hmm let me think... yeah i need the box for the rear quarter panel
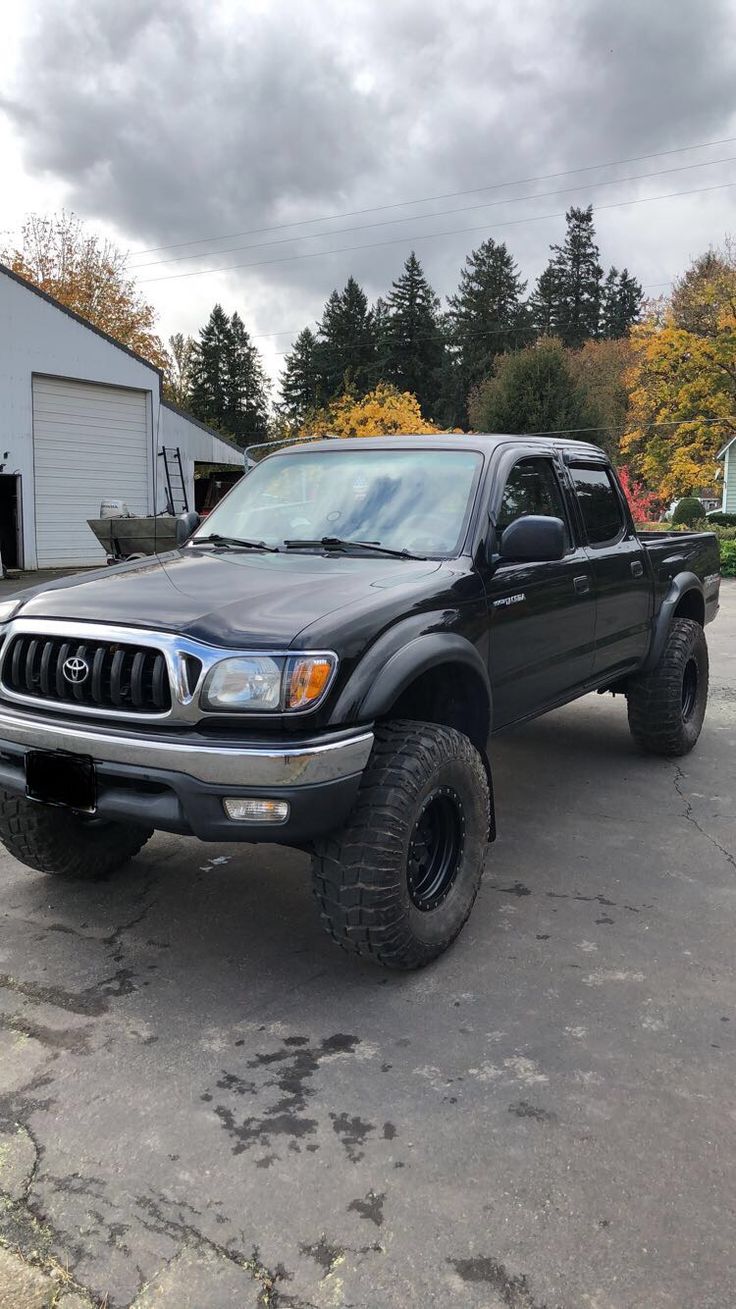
[639,530,721,623]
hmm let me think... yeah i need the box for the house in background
[717,435,736,513]
[0,263,243,571]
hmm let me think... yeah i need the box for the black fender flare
[642,571,704,671]
[330,628,496,840]
[331,629,492,725]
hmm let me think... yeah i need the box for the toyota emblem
[63,656,89,684]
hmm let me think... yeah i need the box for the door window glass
[571,467,625,545]
[496,458,569,543]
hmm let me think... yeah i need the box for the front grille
[1,635,171,714]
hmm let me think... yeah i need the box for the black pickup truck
[0,435,721,968]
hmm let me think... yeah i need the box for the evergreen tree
[528,264,559,336]
[280,327,320,422]
[446,238,527,424]
[316,276,378,399]
[372,296,391,364]
[189,305,269,446]
[548,205,604,347]
[188,304,233,429]
[468,337,598,436]
[225,311,270,445]
[380,252,445,416]
[601,267,643,338]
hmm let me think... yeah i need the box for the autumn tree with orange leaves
[622,246,736,498]
[2,212,168,372]
[299,383,442,439]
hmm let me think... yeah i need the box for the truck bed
[638,530,721,624]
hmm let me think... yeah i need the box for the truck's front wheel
[0,791,153,879]
[626,617,708,757]
[311,721,490,969]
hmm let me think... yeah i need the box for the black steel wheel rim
[682,656,699,720]
[407,786,465,912]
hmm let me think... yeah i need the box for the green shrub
[707,511,736,527]
[721,540,736,576]
[672,497,705,525]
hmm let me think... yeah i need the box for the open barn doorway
[0,474,21,571]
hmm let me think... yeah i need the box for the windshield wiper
[190,533,279,552]
[284,536,425,560]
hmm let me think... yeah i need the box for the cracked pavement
[0,581,734,1307]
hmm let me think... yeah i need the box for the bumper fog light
[223,797,290,823]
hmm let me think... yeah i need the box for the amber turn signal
[286,655,335,709]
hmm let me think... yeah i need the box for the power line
[139,180,736,285]
[232,279,674,347]
[267,315,665,364]
[128,133,736,261]
[131,154,736,271]
[509,418,736,434]
[314,419,735,435]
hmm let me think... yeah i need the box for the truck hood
[14,548,444,647]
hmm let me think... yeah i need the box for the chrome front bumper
[0,707,374,788]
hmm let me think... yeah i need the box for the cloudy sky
[2,0,736,387]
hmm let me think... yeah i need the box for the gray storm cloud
[3,0,736,338]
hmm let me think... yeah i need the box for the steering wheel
[402,512,457,554]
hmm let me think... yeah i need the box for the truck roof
[272,433,608,461]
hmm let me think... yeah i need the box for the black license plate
[26,751,97,814]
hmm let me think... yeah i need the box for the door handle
[573,575,591,594]
[631,560,644,578]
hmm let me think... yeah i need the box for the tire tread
[626,618,708,757]
[311,720,489,969]
[0,791,153,879]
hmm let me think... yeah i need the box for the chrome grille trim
[2,632,172,715]
[0,620,336,724]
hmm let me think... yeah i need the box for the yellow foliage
[622,309,736,498]
[568,337,634,460]
[299,383,441,439]
[3,211,169,372]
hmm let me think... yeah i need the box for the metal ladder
[158,447,189,515]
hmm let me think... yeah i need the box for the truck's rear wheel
[0,791,153,880]
[626,617,708,757]
[311,721,490,969]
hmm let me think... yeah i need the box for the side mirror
[499,515,566,563]
[176,510,201,545]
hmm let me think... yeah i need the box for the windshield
[193,447,483,557]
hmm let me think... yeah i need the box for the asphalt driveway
[0,583,735,1308]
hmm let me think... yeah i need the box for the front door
[567,463,652,678]
[486,454,597,729]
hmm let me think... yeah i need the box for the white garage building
[0,263,243,571]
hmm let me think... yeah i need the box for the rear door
[486,452,596,729]
[566,461,652,678]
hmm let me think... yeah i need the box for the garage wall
[1,270,159,569]
[0,267,243,568]
[156,403,243,513]
[33,377,150,567]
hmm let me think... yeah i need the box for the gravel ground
[0,581,734,1308]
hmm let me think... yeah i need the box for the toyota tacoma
[0,436,721,968]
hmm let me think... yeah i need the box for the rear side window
[571,466,625,545]
[497,457,570,543]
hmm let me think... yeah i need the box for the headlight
[201,653,336,712]
[0,600,21,625]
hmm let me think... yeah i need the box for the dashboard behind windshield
[193,448,483,557]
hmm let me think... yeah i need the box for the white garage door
[33,377,151,566]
